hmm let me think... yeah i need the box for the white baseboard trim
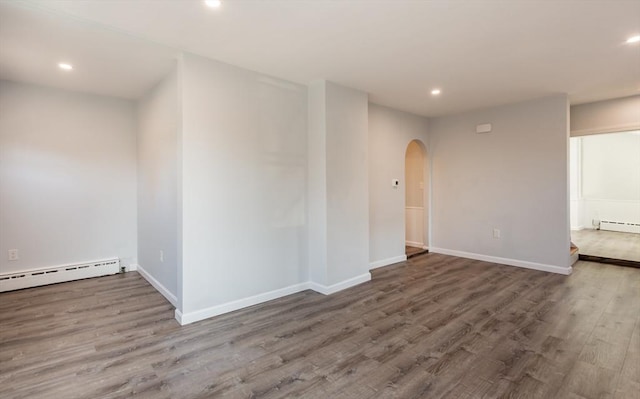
[135,264,178,307]
[125,263,138,272]
[370,255,407,270]
[571,226,585,231]
[175,272,373,325]
[308,272,372,295]
[405,241,424,248]
[429,247,572,275]
[175,281,310,325]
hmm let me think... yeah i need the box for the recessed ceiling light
[58,63,73,70]
[626,35,640,44]
[204,0,221,8]
[431,89,441,95]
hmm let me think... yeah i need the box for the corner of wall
[136,263,178,307]
[369,255,407,270]
[308,272,371,295]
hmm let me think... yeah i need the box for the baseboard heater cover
[600,220,640,234]
[0,258,120,292]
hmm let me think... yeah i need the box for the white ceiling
[2,0,639,116]
[0,2,177,99]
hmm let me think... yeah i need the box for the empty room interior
[1,1,639,398]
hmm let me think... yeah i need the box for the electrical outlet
[8,249,18,261]
[493,229,501,239]
[160,250,164,262]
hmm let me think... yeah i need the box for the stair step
[570,241,579,256]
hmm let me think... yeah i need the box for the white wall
[574,131,640,228]
[0,80,137,273]
[307,80,370,288]
[582,132,640,201]
[324,82,369,285]
[571,95,640,137]
[307,81,328,285]
[569,138,583,229]
[429,95,570,273]
[368,103,429,267]
[405,141,424,208]
[179,53,308,319]
[136,68,178,303]
[405,141,425,247]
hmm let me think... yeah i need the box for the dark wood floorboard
[578,254,640,269]
[1,254,639,398]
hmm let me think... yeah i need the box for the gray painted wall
[429,95,570,271]
[368,103,429,266]
[179,53,308,316]
[136,67,179,302]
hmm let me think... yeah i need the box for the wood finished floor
[1,254,639,399]
[405,246,427,258]
[572,229,640,263]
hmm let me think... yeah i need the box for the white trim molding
[175,273,373,325]
[405,240,424,248]
[370,255,407,270]
[175,281,310,325]
[429,247,572,275]
[308,272,372,295]
[571,122,640,137]
[135,264,178,307]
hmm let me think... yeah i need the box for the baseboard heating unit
[0,258,120,292]
[600,220,640,234]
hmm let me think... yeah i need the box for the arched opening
[405,140,429,257]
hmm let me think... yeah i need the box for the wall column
[307,80,370,291]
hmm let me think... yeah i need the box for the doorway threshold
[578,254,640,269]
[406,247,429,259]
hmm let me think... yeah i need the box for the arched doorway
[405,140,429,257]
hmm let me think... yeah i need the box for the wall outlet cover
[8,249,18,261]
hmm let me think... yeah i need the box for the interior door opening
[570,131,640,268]
[405,140,429,258]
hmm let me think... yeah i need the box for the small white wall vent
[0,258,120,292]
[476,123,492,134]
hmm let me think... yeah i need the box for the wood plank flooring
[1,254,639,398]
[572,229,640,263]
[405,246,428,258]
